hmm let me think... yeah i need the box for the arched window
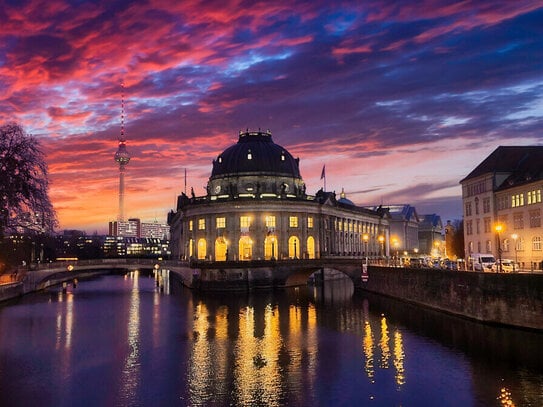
[239,236,252,261]
[307,236,315,259]
[288,236,300,259]
[215,237,227,261]
[197,238,207,260]
[264,234,278,260]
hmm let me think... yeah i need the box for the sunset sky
[1,0,542,234]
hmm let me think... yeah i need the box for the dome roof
[210,130,301,179]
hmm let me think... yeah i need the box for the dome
[210,130,301,178]
[338,188,354,205]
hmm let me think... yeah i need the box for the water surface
[0,270,541,406]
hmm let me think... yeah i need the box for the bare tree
[0,123,57,237]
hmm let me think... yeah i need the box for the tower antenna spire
[114,81,131,222]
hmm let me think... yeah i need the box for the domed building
[168,130,389,265]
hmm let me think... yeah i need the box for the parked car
[441,259,458,271]
[492,259,519,273]
[469,253,496,271]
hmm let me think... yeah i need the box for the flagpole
[320,165,326,192]
[184,168,187,195]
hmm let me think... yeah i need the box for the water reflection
[119,270,141,405]
[0,273,542,406]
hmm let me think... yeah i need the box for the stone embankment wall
[362,266,543,331]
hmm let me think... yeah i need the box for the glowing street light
[362,234,369,257]
[378,235,385,259]
[495,223,503,273]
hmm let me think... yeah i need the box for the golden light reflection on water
[380,316,390,369]
[120,271,141,404]
[393,331,405,387]
[497,387,516,406]
[362,313,406,388]
[187,300,320,406]
[363,321,375,382]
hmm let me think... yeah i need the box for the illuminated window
[189,220,193,231]
[289,216,298,228]
[308,217,313,228]
[512,193,524,208]
[216,217,226,228]
[240,216,251,228]
[265,215,276,228]
[528,190,542,205]
[198,218,205,230]
[247,149,252,160]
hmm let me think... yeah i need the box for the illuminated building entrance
[215,237,227,261]
[239,236,253,261]
[288,236,299,259]
[307,236,315,259]
[264,235,278,260]
[197,238,207,260]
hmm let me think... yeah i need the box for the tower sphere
[114,141,131,167]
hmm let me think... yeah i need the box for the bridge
[1,257,368,294]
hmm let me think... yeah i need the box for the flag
[320,165,326,180]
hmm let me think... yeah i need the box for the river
[0,270,541,406]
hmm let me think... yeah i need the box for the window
[532,236,542,251]
[289,216,298,228]
[465,202,472,216]
[189,220,193,231]
[518,237,525,251]
[513,213,524,229]
[240,216,251,228]
[512,193,524,208]
[483,217,491,233]
[476,219,480,234]
[216,217,226,228]
[308,217,313,228]
[466,220,473,235]
[265,215,276,228]
[503,239,509,252]
[475,197,479,215]
[529,209,541,228]
[486,240,492,252]
[247,149,252,160]
[497,195,509,210]
[528,190,542,205]
[483,198,491,213]
[198,218,206,230]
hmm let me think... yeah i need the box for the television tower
[114,82,131,222]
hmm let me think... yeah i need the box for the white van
[469,253,496,271]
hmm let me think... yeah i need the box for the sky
[1,0,542,234]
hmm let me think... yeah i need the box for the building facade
[168,130,389,262]
[460,146,543,270]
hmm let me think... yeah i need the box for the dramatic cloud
[1,0,541,232]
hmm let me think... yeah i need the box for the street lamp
[511,233,518,272]
[495,223,503,273]
[392,237,399,267]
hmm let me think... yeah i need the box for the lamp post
[392,237,399,267]
[378,235,385,263]
[495,224,503,273]
[363,234,369,263]
[511,233,518,272]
